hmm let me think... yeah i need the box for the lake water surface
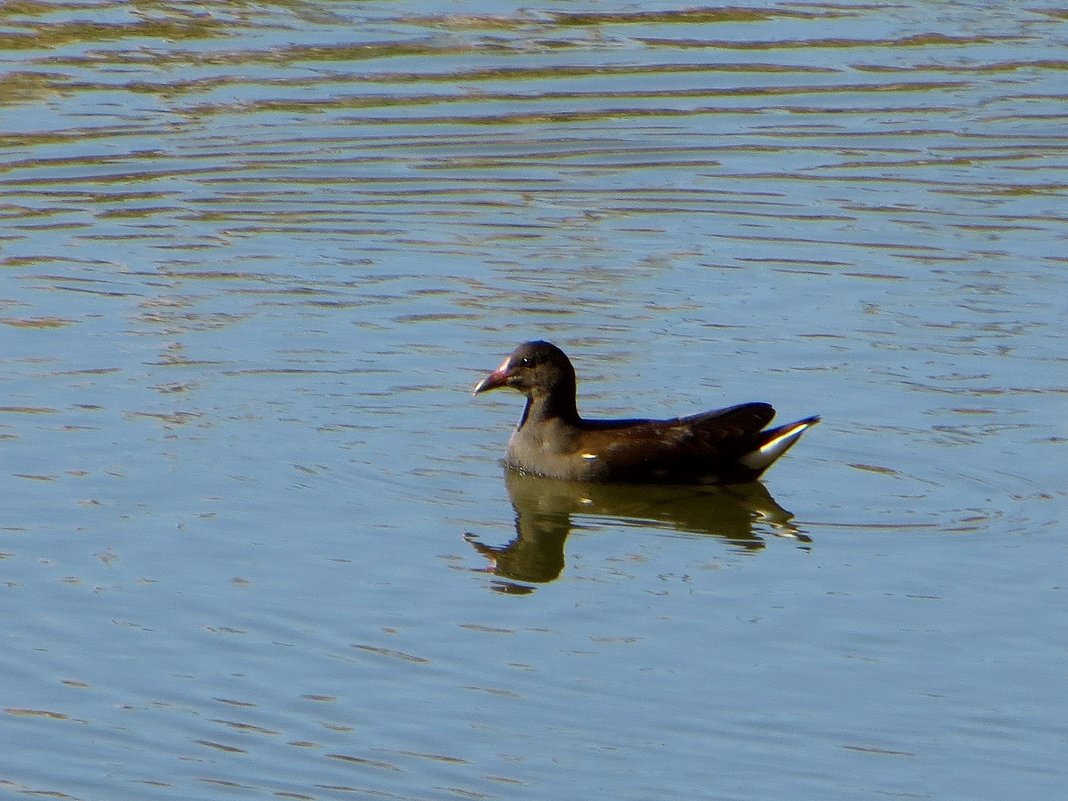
[2,2,1066,800]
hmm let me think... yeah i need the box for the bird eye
[518,357,533,367]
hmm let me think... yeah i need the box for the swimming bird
[474,340,818,484]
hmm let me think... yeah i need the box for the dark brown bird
[474,340,819,484]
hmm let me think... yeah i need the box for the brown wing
[681,402,775,437]
[575,403,776,482]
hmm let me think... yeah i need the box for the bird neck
[518,381,580,430]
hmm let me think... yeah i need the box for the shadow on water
[466,469,809,593]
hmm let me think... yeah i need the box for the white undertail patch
[739,420,816,472]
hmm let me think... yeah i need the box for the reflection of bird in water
[466,470,809,593]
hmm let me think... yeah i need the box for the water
[2,2,1066,799]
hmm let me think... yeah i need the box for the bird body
[475,341,818,485]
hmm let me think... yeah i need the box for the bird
[473,340,819,485]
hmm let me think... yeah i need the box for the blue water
[2,2,1066,799]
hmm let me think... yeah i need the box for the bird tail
[738,416,820,475]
